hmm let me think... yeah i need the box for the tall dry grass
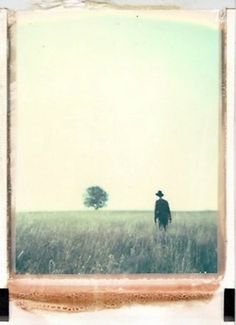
[15,211,217,274]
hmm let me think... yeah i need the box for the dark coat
[154,198,171,226]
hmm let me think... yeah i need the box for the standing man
[154,190,172,230]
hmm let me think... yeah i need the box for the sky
[14,9,221,211]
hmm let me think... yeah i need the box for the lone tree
[83,186,108,210]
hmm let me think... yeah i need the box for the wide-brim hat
[156,190,164,197]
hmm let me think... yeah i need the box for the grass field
[15,211,217,274]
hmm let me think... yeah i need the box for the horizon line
[16,209,218,213]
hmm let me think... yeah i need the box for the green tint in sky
[15,10,221,211]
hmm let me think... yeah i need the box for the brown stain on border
[9,278,220,312]
[6,8,227,313]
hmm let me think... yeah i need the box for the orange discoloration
[9,277,220,312]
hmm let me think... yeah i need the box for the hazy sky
[15,10,221,211]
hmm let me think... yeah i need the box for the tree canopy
[83,186,108,210]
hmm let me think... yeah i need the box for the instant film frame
[7,7,228,305]
[0,5,234,314]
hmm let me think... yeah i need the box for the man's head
[156,190,164,198]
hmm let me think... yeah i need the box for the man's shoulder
[158,199,169,204]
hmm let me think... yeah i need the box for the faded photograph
[13,10,221,274]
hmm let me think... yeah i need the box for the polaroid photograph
[0,5,234,320]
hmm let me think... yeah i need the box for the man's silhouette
[154,190,172,230]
